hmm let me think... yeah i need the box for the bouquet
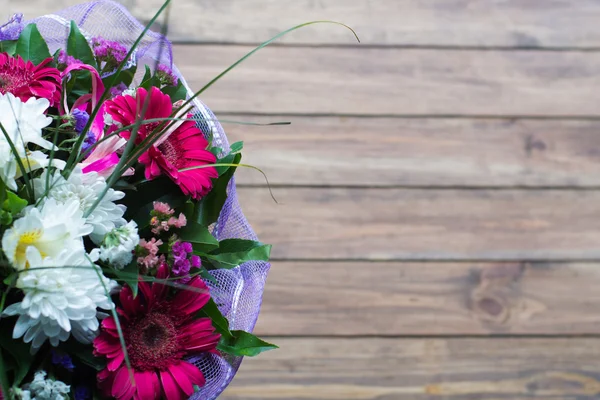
[0,1,283,399]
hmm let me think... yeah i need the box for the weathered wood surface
[255,261,600,336]
[222,337,600,399]
[175,45,600,116]
[227,117,600,187]
[237,188,600,260]
[20,0,600,47]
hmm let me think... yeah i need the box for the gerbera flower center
[158,139,183,169]
[0,68,32,94]
[127,311,179,370]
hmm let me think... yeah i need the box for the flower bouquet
[0,1,302,398]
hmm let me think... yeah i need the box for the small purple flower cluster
[157,64,179,86]
[57,49,78,67]
[91,36,128,69]
[171,241,201,282]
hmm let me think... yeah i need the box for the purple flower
[157,64,178,86]
[51,350,75,371]
[0,13,24,41]
[82,130,97,154]
[170,241,199,282]
[57,49,78,67]
[91,36,128,69]
[109,82,128,98]
[72,109,90,133]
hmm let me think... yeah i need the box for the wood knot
[468,263,545,328]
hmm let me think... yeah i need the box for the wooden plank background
[19,0,600,398]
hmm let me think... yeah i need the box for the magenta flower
[94,264,219,400]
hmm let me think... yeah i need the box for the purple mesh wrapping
[25,2,270,399]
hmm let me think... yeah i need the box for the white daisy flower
[99,220,139,269]
[33,167,126,244]
[18,370,70,399]
[1,197,91,271]
[3,247,117,350]
[0,93,54,190]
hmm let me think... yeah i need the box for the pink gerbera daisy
[105,87,218,199]
[94,264,220,400]
[0,53,61,106]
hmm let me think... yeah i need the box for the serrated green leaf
[67,20,97,68]
[14,24,51,65]
[207,239,271,270]
[197,298,232,338]
[217,330,278,357]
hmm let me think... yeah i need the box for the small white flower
[0,93,54,190]
[121,88,136,98]
[33,167,126,244]
[1,197,91,270]
[3,248,117,350]
[103,111,122,128]
[99,220,139,269]
[20,370,70,400]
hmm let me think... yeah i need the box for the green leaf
[0,322,34,385]
[66,341,107,372]
[197,298,232,339]
[3,192,27,216]
[229,141,244,154]
[0,40,17,55]
[102,64,137,89]
[217,331,278,357]
[162,81,187,102]
[207,239,271,270]
[122,177,188,227]
[114,260,140,298]
[196,153,241,226]
[14,24,51,65]
[180,221,219,253]
[139,65,161,90]
[67,20,97,68]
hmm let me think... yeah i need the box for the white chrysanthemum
[18,370,70,400]
[3,247,117,350]
[99,220,139,269]
[33,167,126,244]
[1,197,91,271]
[0,93,54,190]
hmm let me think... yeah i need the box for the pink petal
[168,363,193,396]
[160,369,184,400]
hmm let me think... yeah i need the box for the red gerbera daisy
[93,264,220,400]
[105,87,218,199]
[0,53,61,106]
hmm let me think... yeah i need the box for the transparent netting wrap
[27,1,270,399]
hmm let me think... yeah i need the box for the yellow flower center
[16,229,44,269]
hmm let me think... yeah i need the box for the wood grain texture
[254,261,600,336]
[222,337,600,399]
[18,0,600,47]
[227,117,600,187]
[175,45,600,116]
[237,187,600,260]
